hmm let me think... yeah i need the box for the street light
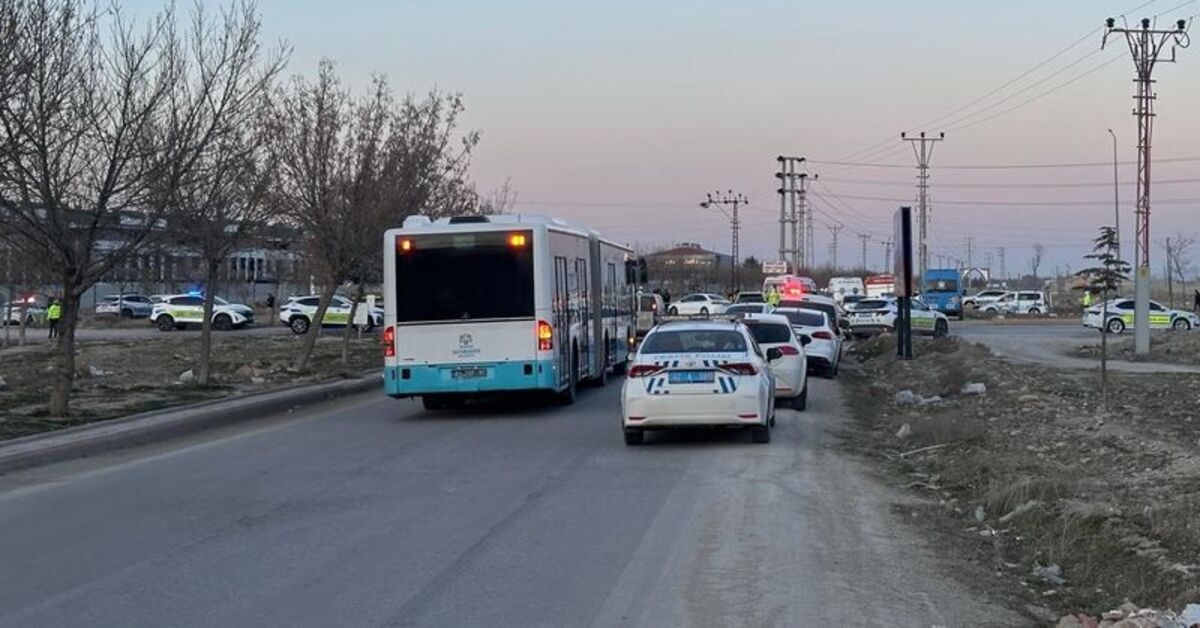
[1107,128,1120,262]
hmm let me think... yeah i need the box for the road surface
[0,381,1018,627]
[955,320,1200,373]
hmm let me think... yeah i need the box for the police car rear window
[641,330,747,354]
[746,323,792,344]
[778,310,825,327]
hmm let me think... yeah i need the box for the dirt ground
[0,330,380,441]
[841,335,1200,620]
[1073,330,1200,367]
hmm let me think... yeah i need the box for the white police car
[846,297,950,338]
[1082,297,1199,334]
[152,294,254,331]
[621,319,777,445]
[279,295,383,335]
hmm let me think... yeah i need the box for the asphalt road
[0,381,1018,627]
[955,320,1200,373]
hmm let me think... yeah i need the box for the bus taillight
[383,325,396,358]
[537,320,553,351]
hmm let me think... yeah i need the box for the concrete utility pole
[700,190,748,291]
[1103,15,1190,355]
[1107,128,1121,262]
[964,237,974,269]
[775,157,815,273]
[882,239,893,271]
[806,209,816,269]
[901,131,945,282]
[998,247,1007,282]
[857,233,870,271]
[827,223,844,270]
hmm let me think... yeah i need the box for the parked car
[778,294,849,338]
[1,298,44,326]
[95,294,154,318]
[846,297,950,338]
[666,293,730,316]
[1082,297,1199,334]
[741,313,810,409]
[775,307,842,377]
[152,294,254,331]
[962,289,1008,310]
[984,291,1049,315]
[735,291,765,304]
[725,303,775,316]
[279,294,383,335]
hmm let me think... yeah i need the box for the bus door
[576,257,591,375]
[554,257,570,384]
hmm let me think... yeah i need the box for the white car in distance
[666,293,730,316]
[622,320,777,445]
[741,313,809,410]
[776,307,842,377]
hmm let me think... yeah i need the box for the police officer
[1081,290,1093,312]
[766,287,781,307]
[46,298,62,340]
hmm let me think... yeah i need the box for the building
[644,242,733,294]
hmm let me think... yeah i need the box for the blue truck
[920,268,964,320]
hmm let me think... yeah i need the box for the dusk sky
[141,0,1200,275]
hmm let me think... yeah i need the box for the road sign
[762,260,789,275]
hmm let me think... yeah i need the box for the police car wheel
[156,315,175,332]
[623,428,644,446]
[1172,318,1190,331]
[289,316,310,335]
[214,314,233,332]
[1106,318,1125,334]
[667,306,678,315]
[1029,308,1041,315]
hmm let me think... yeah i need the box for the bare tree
[1030,243,1045,282]
[169,5,287,385]
[271,61,484,371]
[0,1,281,416]
[1166,234,1194,303]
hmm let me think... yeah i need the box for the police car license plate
[669,370,714,384]
[453,367,487,379]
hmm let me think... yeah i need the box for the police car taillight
[628,364,665,378]
[383,326,395,358]
[537,320,553,351]
[778,345,800,356]
[718,363,758,376]
[812,331,834,340]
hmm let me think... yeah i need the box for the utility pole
[882,239,893,271]
[827,223,844,270]
[964,237,974,270]
[700,190,748,291]
[1165,237,1174,307]
[986,252,995,282]
[1103,15,1190,356]
[806,209,816,269]
[776,157,815,273]
[857,233,871,271]
[1107,128,1121,262]
[998,247,1007,283]
[901,131,945,283]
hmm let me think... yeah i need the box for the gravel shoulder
[840,335,1200,620]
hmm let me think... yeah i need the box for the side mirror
[799,335,813,347]
[766,347,784,361]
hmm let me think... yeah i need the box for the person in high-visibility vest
[766,288,781,307]
[46,298,62,340]
[1081,291,1093,312]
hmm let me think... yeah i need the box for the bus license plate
[453,368,487,379]
[669,371,714,384]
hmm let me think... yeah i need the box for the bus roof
[390,213,630,251]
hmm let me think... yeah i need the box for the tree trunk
[2,288,11,348]
[1100,290,1108,406]
[198,261,220,386]
[48,279,81,417]
[294,281,339,372]
[340,283,363,367]
[18,299,27,346]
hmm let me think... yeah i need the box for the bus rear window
[395,231,534,323]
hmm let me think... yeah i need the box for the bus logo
[459,333,473,348]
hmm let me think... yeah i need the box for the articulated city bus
[382,214,634,408]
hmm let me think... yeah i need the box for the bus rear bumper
[384,360,559,397]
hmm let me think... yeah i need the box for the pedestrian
[1081,290,1093,312]
[265,293,275,309]
[46,298,62,340]
[662,288,671,305]
[1193,288,1200,312]
[766,287,781,307]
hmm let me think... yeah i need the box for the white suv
[280,295,383,335]
[987,291,1049,315]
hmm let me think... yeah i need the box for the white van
[827,277,866,305]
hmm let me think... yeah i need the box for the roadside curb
[0,372,381,474]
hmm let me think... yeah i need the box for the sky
[136,0,1200,276]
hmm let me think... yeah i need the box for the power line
[807,154,1200,170]
[801,192,1200,207]
[817,175,1200,189]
